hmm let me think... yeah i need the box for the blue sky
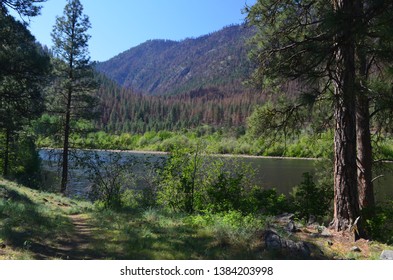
[23,0,256,62]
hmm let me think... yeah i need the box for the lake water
[38,149,393,202]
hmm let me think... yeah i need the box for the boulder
[275,213,295,224]
[286,221,298,233]
[264,229,311,258]
[264,229,282,250]
[380,250,393,260]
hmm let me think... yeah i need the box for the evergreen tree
[353,1,393,211]
[50,0,98,194]
[0,8,50,177]
[246,0,393,238]
[0,0,45,17]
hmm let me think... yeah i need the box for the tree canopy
[246,0,393,238]
[50,0,97,194]
[0,0,46,17]
[0,7,50,179]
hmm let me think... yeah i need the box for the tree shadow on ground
[0,185,98,259]
[87,210,285,260]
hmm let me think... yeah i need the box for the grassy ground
[1,178,393,260]
[0,178,92,259]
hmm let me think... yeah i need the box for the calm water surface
[39,149,393,201]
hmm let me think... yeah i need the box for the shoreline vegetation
[39,147,320,161]
[37,128,393,162]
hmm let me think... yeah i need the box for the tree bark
[356,83,374,210]
[331,0,363,239]
[60,86,72,194]
[3,128,11,177]
[355,0,375,212]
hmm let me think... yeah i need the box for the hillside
[96,24,256,96]
[95,77,264,133]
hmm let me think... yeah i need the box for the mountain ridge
[96,24,256,96]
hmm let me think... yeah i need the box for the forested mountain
[96,24,256,96]
[95,77,265,134]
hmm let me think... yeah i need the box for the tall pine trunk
[331,0,363,239]
[60,86,72,194]
[356,82,374,211]
[355,0,375,212]
[3,128,11,177]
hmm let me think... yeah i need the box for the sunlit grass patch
[86,207,268,259]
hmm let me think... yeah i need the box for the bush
[157,135,191,151]
[291,172,333,221]
[157,145,204,213]
[205,171,245,213]
[248,188,289,215]
[0,135,42,188]
[76,152,136,210]
[157,144,258,214]
[364,201,393,244]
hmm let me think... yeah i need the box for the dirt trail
[33,214,102,260]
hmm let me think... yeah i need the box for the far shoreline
[38,147,320,161]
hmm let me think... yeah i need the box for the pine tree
[246,0,393,238]
[0,8,50,177]
[51,0,97,194]
[0,0,45,17]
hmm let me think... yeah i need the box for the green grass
[0,178,91,259]
[2,177,393,260]
[86,208,268,260]
[1,178,269,259]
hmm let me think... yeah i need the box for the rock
[350,246,361,252]
[286,221,298,233]
[264,230,282,250]
[276,213,295,224]
[380,250,393,260]
[264,229,311,259]
[320,228,332,237]
[283,239,310,258]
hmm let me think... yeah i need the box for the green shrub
[186,210,262,231]
[0,135,42,188]
[76,152,136,210]
[216,139,237,154]
[205,171,244,213]
[248,188,289,215]
[365,201,393,244]
[157,145,203,213]
[157,144,258,214]
[291,172,333,221]
[158,135,191,151]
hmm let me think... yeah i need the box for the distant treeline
[95,78,266,134]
